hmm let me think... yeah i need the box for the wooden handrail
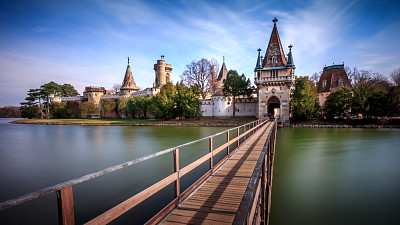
[0,118,268,225]
[233,121,277,225]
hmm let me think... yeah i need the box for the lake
[0,118,399,224]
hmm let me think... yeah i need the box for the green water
[0,118,233,224]
[270,127,400,225]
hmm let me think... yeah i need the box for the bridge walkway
[160,122,274,224]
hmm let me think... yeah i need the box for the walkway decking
[160,122,274,224]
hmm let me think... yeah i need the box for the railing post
[173,148,180,201]
[237,127,240,147]
[209,137,213,170]
[57,186,75,225]
[227,130,230,156]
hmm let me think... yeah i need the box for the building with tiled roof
[120,57,139,95]
[317,64,352,106]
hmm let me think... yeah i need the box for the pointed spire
[286,44,294,67]
[218,57,228,80]
[262,17,287,68]
[120,59,138,95]
[255,48,262,70]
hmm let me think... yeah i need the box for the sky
[1,0,399,106]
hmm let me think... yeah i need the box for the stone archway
[267,96,281,118]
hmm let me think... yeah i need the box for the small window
[338,79,343,87]
[322,80,327,88]
[272,56,277,64]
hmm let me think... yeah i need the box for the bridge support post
[209,137,213,170]
[173,148,180,201]
[57,186,75,225]
[227,131,230,156]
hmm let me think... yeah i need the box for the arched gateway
[267,96,280,118]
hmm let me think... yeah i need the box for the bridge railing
[233,120,277,225]
[0,118,269,225]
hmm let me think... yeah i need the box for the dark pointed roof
[317,64,352,93]
[255,48,262,70]
[217,61,228,81]
[286,44,295,68]
[121,64,138,90]
[262,18,287,68]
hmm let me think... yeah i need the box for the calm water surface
[270,127,400,225]
[1,119,399,224]
[0,118,230,224]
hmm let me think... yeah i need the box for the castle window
[272,56,277,64]
[322,80,327,88]
[338,79,343,87]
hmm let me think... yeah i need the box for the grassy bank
[10,117,256,127]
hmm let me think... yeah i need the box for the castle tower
[317,64,352,106]
[254,17,296,125]
[214,56,228,94]
[154,55,172,88]
[120,57,139,95]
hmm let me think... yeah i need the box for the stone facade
[254,18,296,125]
[201,96,257,118]
[154,55,172,88]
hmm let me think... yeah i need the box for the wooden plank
[171,209,235,222]
[180,170,212,201]
[85,172,178,225]
[57,186,75,225]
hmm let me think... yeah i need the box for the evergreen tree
[222,70,252,118]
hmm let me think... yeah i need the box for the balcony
[254,75,296,85]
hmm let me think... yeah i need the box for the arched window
[338,79,343,87]
[322,80,327,88]
[272,56,277,64]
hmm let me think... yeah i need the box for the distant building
[120,57,139,95]
[317,64,352,107]
[154,55,172,88]
[214,57,228,94]
[254,17,296,125]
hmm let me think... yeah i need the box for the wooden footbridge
[0,119,277,225]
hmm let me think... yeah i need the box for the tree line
[291,67,400,120]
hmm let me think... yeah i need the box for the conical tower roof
[262,17,287,68]
[121,58,138,91]
[286,44,295,68]
[217,58,228,81]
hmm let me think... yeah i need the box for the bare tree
[112,83,122,93]
[209,58,219,93]
[390,68,400,87]
[310,71,322,84]
[180,58,219,99]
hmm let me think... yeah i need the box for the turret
[154,55,172,88]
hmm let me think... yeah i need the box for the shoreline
[288,124,400,129]
[9,118,254,127]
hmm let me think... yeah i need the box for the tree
[134,96,153,119]
[181,58,219,99]
[175,82,201,119]
[102,98,117,117]
[20,106,39,119]
[126,98,139,118]
[112,83,122,94]
[80,102,99,117]
[290,77,320,120]
[50,102,69,118]
[60,84,79,97]
[390,68,400,87]
[310,71,322,84]
[117,98,130,117]
[21,82,79,119]
[222,70,252,118]
[151,83,177,119]
[323,88,352,119]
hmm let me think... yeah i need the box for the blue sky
[1,0,399,106]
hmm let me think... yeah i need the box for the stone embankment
[288,124,400,128]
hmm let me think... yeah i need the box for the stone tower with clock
[254,18,296,125]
